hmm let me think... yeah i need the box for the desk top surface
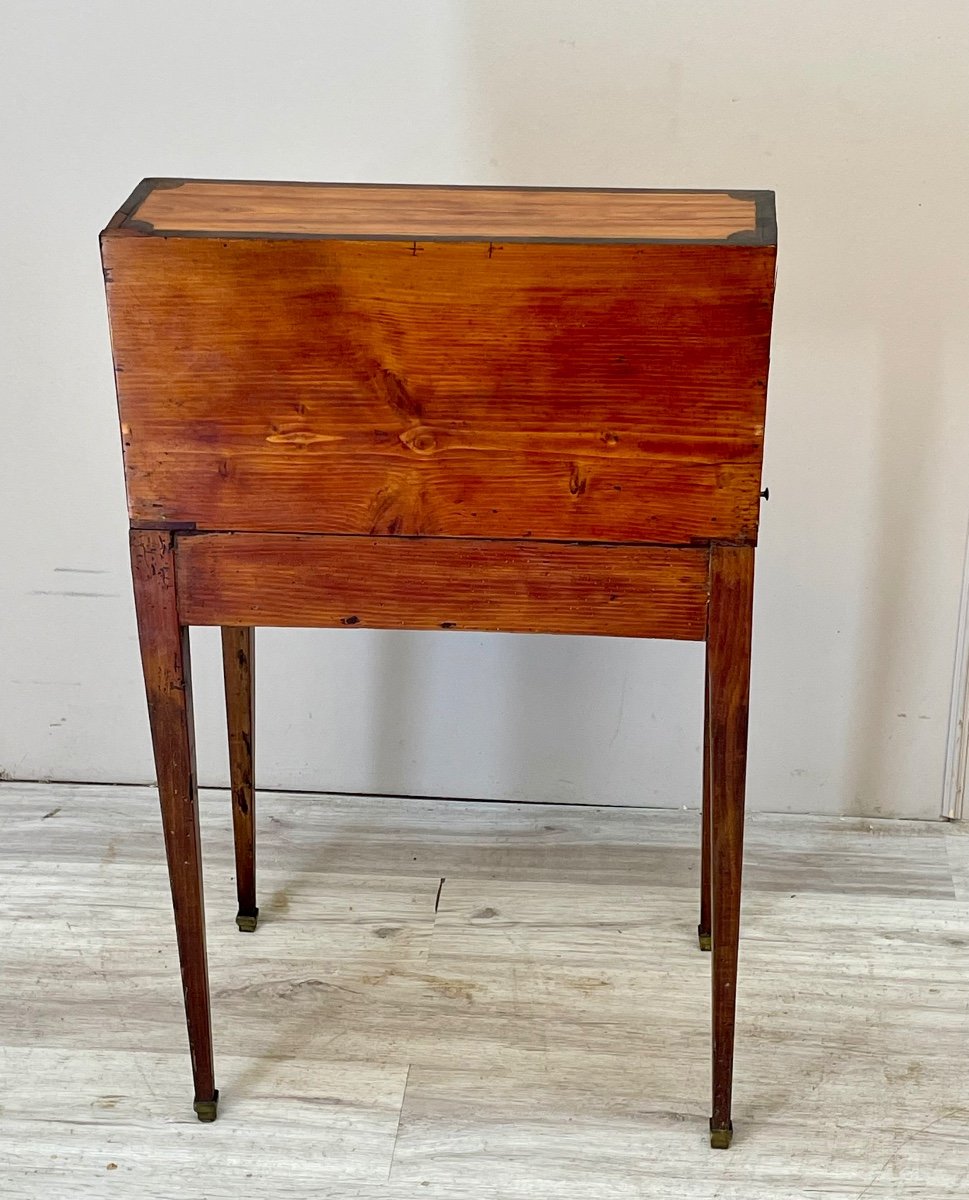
[108,179,775,245]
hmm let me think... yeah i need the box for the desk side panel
[103,235,774,544]
[175,534,710,640]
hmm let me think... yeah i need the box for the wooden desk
[100,179,776,1147]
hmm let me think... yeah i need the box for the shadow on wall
[441,0,969,818]
[365,630,703,809]
[255,3,969,819]
[847,252,947,816]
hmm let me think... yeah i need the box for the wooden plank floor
[2,781,969,1198]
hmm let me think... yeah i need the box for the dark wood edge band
[101,178,777,246]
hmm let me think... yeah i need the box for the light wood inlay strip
[128,180,762,241]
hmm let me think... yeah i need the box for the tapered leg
[698,670,712,951]
[130,530,218,1122]
[221,626,257,931]
[706,543,754,1149]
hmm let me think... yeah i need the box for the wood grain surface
[175,533,709,639]
[706,543,755,1143]
[120,179,767,242]
[102,236,774,543]
[221,626,257,927]
[100,178,777,1148]
[128,530,216,1111]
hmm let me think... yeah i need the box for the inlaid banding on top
[116,179,773,244]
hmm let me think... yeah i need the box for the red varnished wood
[129,529,217,1116]
[699,668,712,951]
[105,179,775,1139]
[706,543,755,1146]
[102,235,773,544]
[175,533,710,640]
[221,627,256,930]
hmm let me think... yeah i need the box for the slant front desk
[100,179,776,1148]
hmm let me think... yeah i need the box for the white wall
[2,0,968,818]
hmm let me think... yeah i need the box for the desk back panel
[102,182,775,545]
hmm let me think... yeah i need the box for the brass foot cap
[709,1120,733,1150]
[236,908,259,933]
[193,1090,219,1122]
[697,926,712,952]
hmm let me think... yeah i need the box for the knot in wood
[399,425,439,455]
